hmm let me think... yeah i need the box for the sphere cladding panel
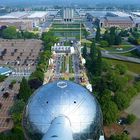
[23,81,103,140]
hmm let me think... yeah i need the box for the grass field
[50,23,86,38]
[51,23,84,28]
[104,58,140,74]
[102,45,133,52]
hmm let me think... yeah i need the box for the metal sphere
[23,80,103,140]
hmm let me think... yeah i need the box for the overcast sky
[1,0,140,5]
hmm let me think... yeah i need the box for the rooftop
[132,12,140,16]
[0,11,48,19]
[106,16,133,22]
[27,12,48,18]
[0,12,29,19]
[0,67,12,75]
[110,11,131,17]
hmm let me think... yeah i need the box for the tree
[10,100,25,124]
[0,75,7,82]
[22,31,38,39]
[28,78,43,90]
[115,64,127,75]
[90,39,97,60]
[108,73,128,92]
[83,30,89,38]
[115,34,122,45]
[114,92,130,110]
[30,69,44,82]
[95,25,101,42]
[102,100,119,125]
[134,81,140,92]
[10,100,25,115]
[2,26,17,39]
[110,133,130,140]
[82,45,87,58]
[18,77,32,102]
[126,86,137,99]
[95,49,102,75]
[100,40,109,48]
[127,114,136,124]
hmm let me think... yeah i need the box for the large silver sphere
[23,80,103,140]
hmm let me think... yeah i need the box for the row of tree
[95,24,122,47]
[28,31,58,90]
[0,26,39,39]
[0,31,58,139]
[83,40,140,127]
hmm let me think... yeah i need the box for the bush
[134,81,140,92]
[0,75,7,82]
[110,133,130,140]
[114,92,130,110]
[126,86,137,99]
[115,64,127,75]
[100,40,109,47]
[127,114,136,125]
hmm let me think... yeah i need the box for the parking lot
[0,82,20,132]
[0,39,43,75]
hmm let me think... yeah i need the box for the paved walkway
[125,93,140,119]
[43,69,54,84]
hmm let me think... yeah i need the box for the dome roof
[23,80,103,140]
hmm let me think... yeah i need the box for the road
[102,51,140,64]
[54,54,62,80]
[72,44,81,84]
[105,46,140,54]
[84,21,96,39]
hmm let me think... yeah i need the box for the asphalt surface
[102,51,140,64]
[54,54,62,80]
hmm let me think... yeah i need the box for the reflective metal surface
[23,80,103,140]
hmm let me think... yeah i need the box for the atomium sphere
[23,80,103,140]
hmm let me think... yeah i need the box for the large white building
[0,11,48,30]
[54,7,83,23]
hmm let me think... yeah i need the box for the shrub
[127,114,136,125]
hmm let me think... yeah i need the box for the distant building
[54,7,82,23]
[133,18,140,28]
[100,17,134,28]
[0,11,49,30]
[52,46,75,54]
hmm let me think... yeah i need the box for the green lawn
[50,23,86,38]
[120,51,140,58]
[61,56,66,73]
[103,45,133,52]
[52,23,84,28]
[69,56,74,73]
[104,58,140,74]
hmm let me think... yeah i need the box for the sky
[1,0,140,6]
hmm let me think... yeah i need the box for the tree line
[0,26,38,39]
[82,39,140,140]
[0,31,58,140]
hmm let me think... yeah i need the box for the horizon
[1,0,140,6]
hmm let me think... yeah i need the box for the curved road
[102,51,140,64]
